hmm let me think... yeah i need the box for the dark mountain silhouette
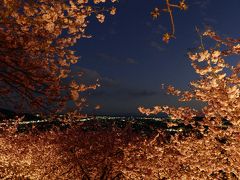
[0,108,41,121]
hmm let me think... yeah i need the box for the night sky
[74,0,240,115]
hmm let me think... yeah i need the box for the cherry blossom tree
[139,30,240,125]
[0,0,117,113]
[150,0,188,43]
[0,0,187,114]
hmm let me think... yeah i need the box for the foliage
[0,0,187,113]
[139,30,240,125]
[0,0,117,113]
[151,0,188,43]
[138,30,240,178]
[0,0,239,179]
[0,117,239,179]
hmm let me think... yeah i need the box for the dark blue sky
[74,0,240,115]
